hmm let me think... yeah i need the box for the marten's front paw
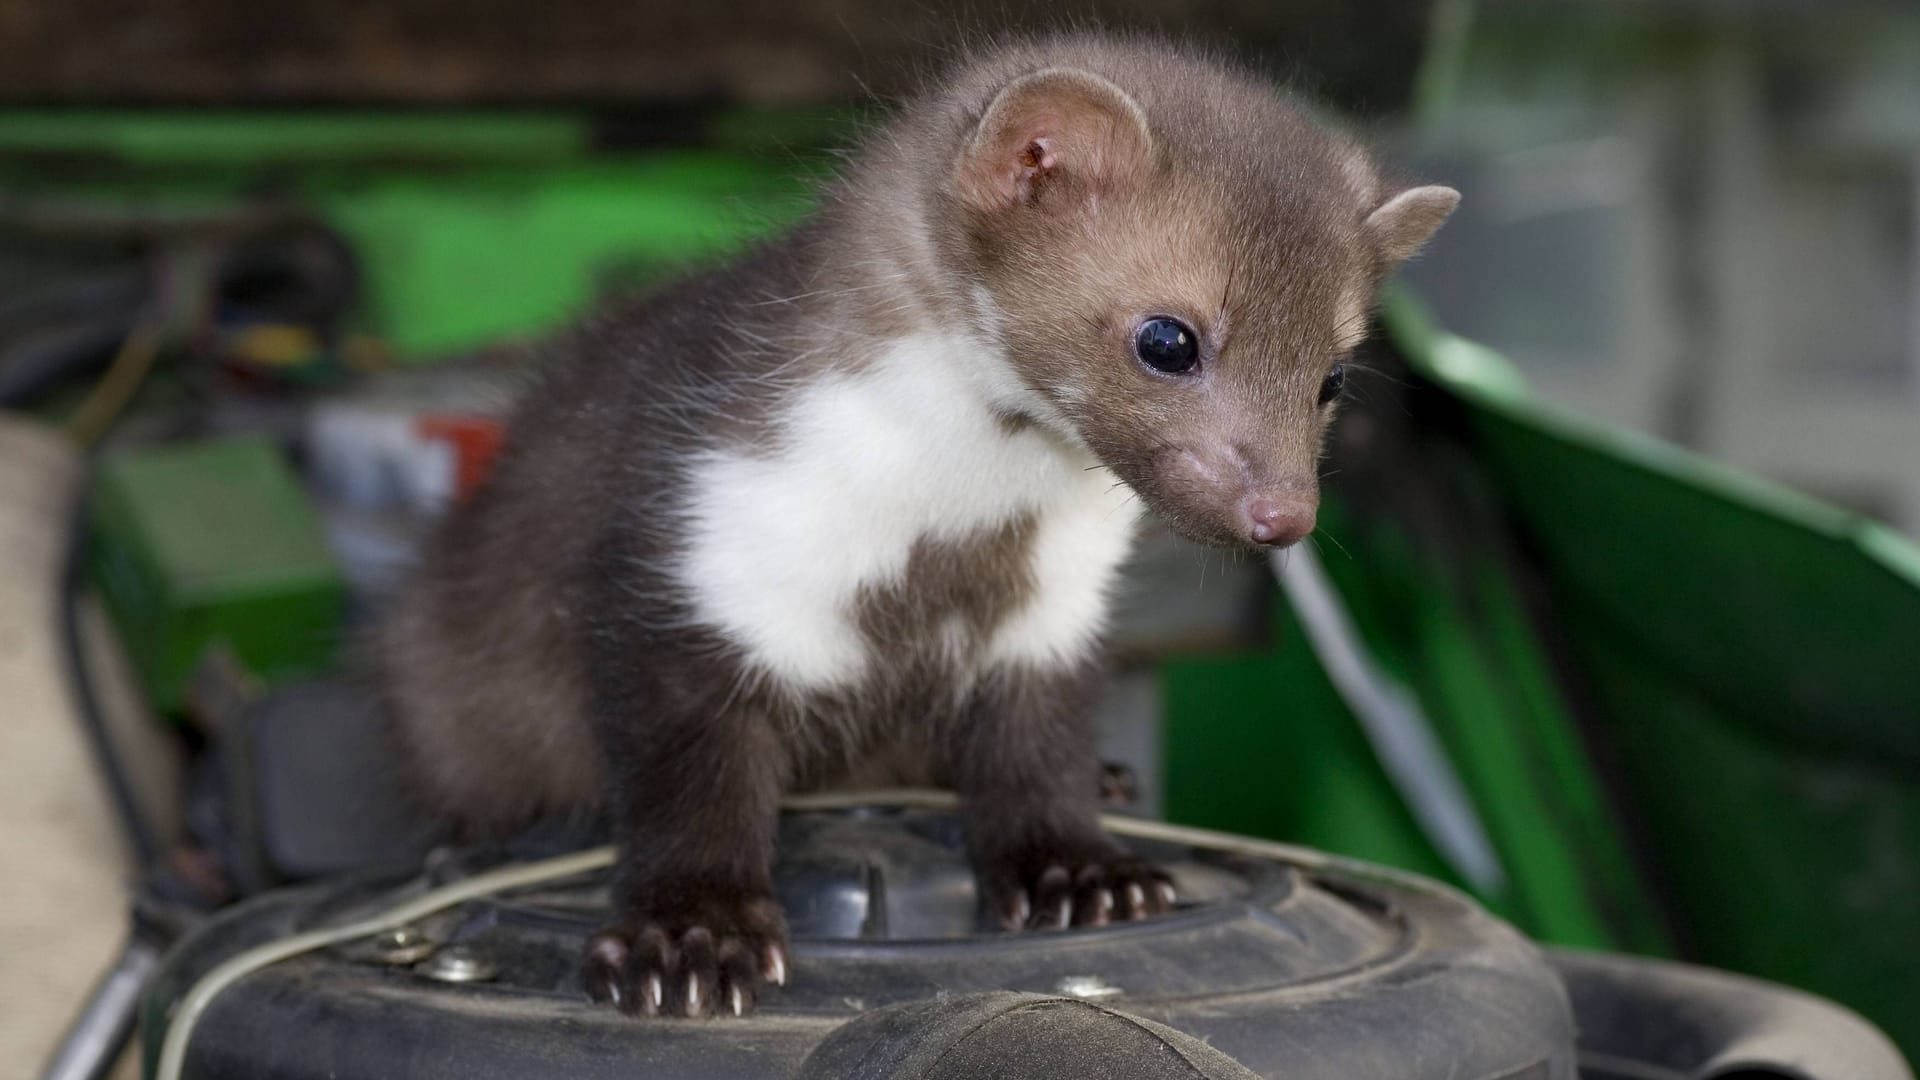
[581,892,789,1018]
[977,842,1177,931]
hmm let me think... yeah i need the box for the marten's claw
[980,846,1176,931]
[582,894,788,1019]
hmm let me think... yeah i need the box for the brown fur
[375,32,1456,1018]
[918,39,1410,546]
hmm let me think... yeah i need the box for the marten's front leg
[575,571,788,1018]
[945,662,1176,930]
[578,703,788,1017]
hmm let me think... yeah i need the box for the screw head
[416,944,498,984]
[369,927,438,965]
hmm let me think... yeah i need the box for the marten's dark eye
[1318,364,1347,405]
[1135,317,1200,375]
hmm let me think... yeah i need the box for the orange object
[414,415,506,502]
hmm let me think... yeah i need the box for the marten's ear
[956,68,1153,214]
[1366,185,1460,264]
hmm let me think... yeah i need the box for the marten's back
[375,242,815,833]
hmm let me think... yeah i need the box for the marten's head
[932,41,1456,550]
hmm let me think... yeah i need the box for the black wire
[59,464,164,870]
[34,218,362,873]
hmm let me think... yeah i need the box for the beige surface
[0,417,154,1079]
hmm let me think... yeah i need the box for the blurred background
[1,0,1917,1076]
[7,0,1918,528]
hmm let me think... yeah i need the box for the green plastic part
[313,157,815,356]
[0,111,590,167]
[1170,287,1920,1056]
[1162,646,1461,889]
[0,110,831,359]
[1164,495,1672,956]
[88,438,345,713]
[1382,289,1920,1060]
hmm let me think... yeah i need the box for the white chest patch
[676,333,1142,693]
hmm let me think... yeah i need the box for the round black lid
[145,803,1577,1079]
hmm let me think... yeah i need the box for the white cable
[155,847,614,1080]
[156,792,1389,1080]
[1272,545,1507,893]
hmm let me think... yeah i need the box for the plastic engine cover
[143,805,1577,1079]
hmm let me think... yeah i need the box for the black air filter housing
[142,805,1909,1080]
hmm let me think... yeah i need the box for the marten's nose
[1242,495,1316,547]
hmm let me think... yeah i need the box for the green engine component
[1397,300,1920,1062]
[87,438,345,713]
[0,110,834,361]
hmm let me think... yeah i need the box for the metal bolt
[1055,974,1121,999]
[369,927,438,966]
[416,945,498,984]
